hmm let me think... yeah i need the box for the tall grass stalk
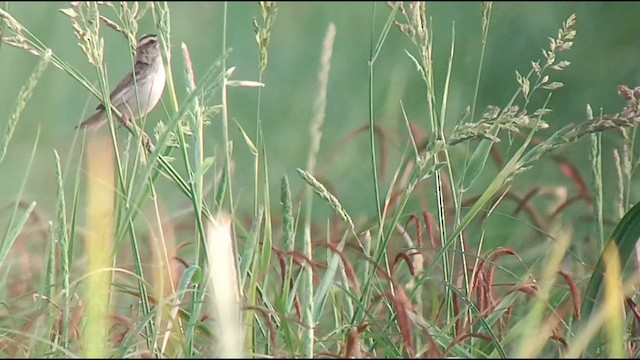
[368,1,399,227]
[65,7,160,351]
[81,135,115,358]
[0,129,39,270]
[220,2,233,214]
[207,212,243,357]
[252,1,277,218]
[567,256,640,358]
[602,244,625,358]
[5,3,640,358]
[464,2,492,332]
[54,150,72,349]
[150,197,183,356]
[300,22,336,357]
[38,220,57,355]
[0,49,51,164]
[589,113,605,252]
[514,225,571,357]
[436,21,468,327]
[0,1,7,54]
[244,2,277,353]
[353,1,399,328]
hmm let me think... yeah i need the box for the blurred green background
[2,2,640,246]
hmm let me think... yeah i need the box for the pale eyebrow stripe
[137,35,158,47]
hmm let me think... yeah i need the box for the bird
[76,34,166,131]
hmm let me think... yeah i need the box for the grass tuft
[3,3,640,358]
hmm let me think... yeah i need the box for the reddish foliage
[392,252,416,279]
[486,248,527,309]
[318,242,361,293]
[423,211,439,250]
[406,214,423,249]
[317,123,388,178]
[343,323,370,358]
[391,285,415,357]
[422,326,444,358]
[550,194,588,220]
[626,297,640,324]
[490,143,504,168]
[444,333,492,357]
[245,305,279,350]
[558,271,581,320]
[552,155,590,200]
[513,186,540,215]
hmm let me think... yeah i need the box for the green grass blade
[581,200,640,342]
[0,49,50,164]
[590,130,605,252]
[0,127,40,268]
[54,150,71,348]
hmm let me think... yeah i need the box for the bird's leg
[119,113,153,152]
[120,113,133,129]
[142,132,153,152]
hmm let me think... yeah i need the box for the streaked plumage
[76,34,165,130]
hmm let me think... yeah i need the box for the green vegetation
[1,1,640,358]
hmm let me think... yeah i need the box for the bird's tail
[75,110,106,131]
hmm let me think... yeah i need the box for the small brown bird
[76,34,166,131]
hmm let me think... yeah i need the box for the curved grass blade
[581,200,640,353]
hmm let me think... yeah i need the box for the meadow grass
[1,1,640,358]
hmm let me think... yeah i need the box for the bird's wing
[95,61,146,111]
